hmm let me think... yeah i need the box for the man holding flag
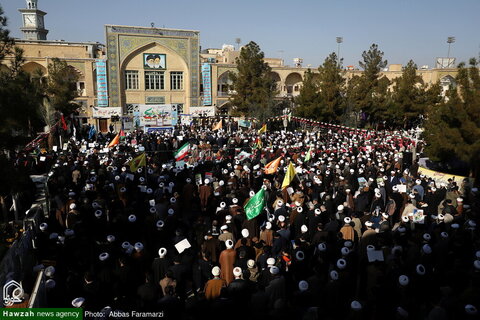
[258,124,267,134]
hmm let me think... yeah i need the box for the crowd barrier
[28,270,46,308]
[0,175,48,308]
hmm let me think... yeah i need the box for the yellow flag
[264,156,282,174]
[281,162,296,189]
[258,124,267,134]
[212,120,222,131]
[129,153,146,172]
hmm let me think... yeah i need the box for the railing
[0,229,35,306]
[28,270,46,308]
[0,175,48,307]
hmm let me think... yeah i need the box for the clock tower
[19,0,48,40]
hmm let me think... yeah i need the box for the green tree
[317,52,346,122]
[351,44,389,126]
[0,5,13,62]
[0,31,45,151]
[45,58,79,124]
[294,69,321,119]
[230,41,276,121]
[424,59,480,179]
[0,6,43,221]
[390,60,425,128]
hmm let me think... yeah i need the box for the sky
[2,0,480,69]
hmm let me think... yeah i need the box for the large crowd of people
[20,122,480,319]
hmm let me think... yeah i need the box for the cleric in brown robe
[219,239,236,284]
[204,266,226,300]
[199,179,213,211]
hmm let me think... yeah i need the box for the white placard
[39,156,46,162]
[63,143,68,151]
[88,143,95,148]
[149,200,155,207]
[287,187,294,195]
[52,146,58,152]
[367,250,384,262]
[174,238,191,254]
[397,185,407,193]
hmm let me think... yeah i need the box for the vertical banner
[201,63,212,106]
[96,59,109,107]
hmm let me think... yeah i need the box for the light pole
[447,36,455,68]
[235,38,241,51]
[336,37,343,65]
[282,107,290,131]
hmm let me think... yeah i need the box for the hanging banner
[138,104,178,127]
[418,167,469,187]
[92,107,121,118]
[96,59,108,107]
[201,63,212,106]
[190,106,215,117]
[238,119,252,128]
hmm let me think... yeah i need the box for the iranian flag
[174,143,190,161]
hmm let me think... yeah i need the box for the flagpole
[145,153,148,181]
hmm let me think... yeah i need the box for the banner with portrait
[143,53,166,69]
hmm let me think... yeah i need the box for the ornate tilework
[106,26,200,111]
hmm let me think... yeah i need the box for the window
[125,70,139,90]
[145,71,164,90]
[170,72,183,90]
[77,81,86,96]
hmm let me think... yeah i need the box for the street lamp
[447,36,455,68]
[336,37,343,65]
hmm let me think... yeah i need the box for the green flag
[244,188,266,220]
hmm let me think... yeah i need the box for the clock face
[24,14,37,27]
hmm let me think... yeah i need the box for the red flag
[61,115,68,130]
